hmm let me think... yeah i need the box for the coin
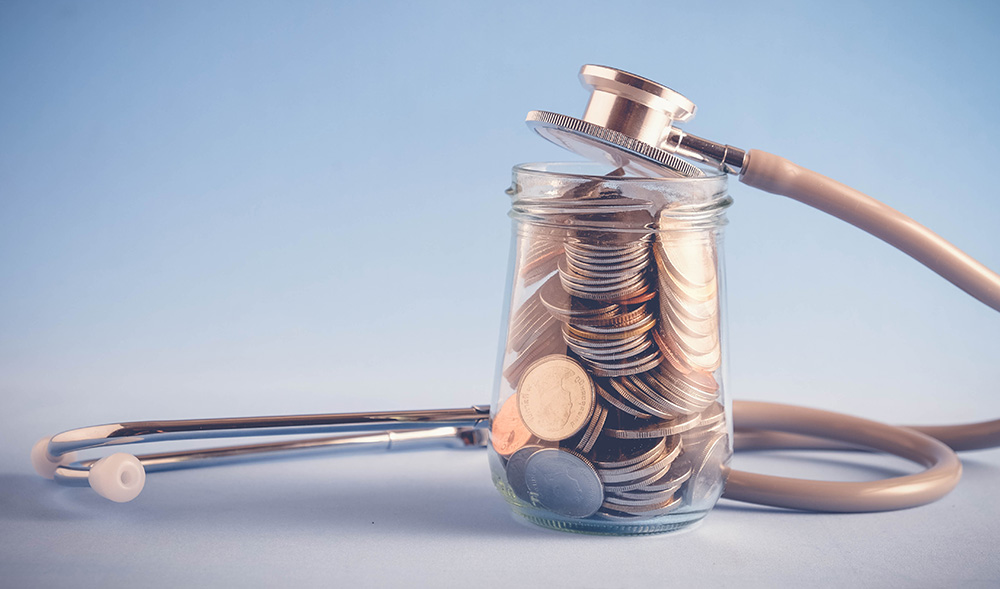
[606,377,676,419]
[604,412,702,439]
[657,323,721,372]
[491,394,533,456]
[538,274,619,321]
[593,379,652,419]
[505,445,545,504]
[488,447,514,500]
[563,314,656,341]
[599,495,682,518]
[652,239,717,303]
[655,222,717,288]
[591,436,666,469]
[524,448,604,518]
[521,239,565,286]
[503,326,564,386]
[574,402,608,454]
[682,432,729,508]
[631,459,693,495]
[517,355,596,442]
[566,333,653,360]
[597,438,680,485]
[583,348,662,378]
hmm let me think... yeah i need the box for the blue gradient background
[1,1,998,586]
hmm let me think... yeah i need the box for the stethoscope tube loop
[726,401,962,512]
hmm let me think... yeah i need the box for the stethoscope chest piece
[578,64,696,146]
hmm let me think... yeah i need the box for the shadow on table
[0,451,544,538]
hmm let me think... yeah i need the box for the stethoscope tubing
[34,400,971,513]
[727,401,962,512]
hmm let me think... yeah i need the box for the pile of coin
[491,203,728,521]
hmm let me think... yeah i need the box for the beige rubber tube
[739,149,1000,312]
[723,401,963,512]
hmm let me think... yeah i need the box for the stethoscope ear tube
[32,401,965,512]
[726,401,962,512]
[739,150,1000,312]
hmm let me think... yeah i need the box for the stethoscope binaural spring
[31,65,1000,515]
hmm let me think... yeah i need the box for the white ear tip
[89,453,146,502]
[31,437,76,480]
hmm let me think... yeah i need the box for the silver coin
[565,253,650,275]
[512,313,558,355]
[682,432,730,508]
[559,261,643,288]
[517,355,596,442]
[566,311,655,336]
[504,445,545,504]
[560,270,648,296]
[617,374,697,417]
[598,442,680,485]
[637,458,694,494]
[591,437,666,469]
[576,403,608,454]
[488,447,515,501]
[566,303,654,329]
[606,377,676,419]
[564,314,655,342]
[651,362,719,398]
[593,380,652,419]
[599,495,682,518]
[566,334,653,361]
[502,328,564,386]
[602,461,673,493]
[563,328,648,350]
[603,485,678,507]
[509,296,552,353]
[563,254,649,277]
[584,348,662,378]
[660,294,718,339]
[604,412,702,439]
[524,448,604,518]
[538,274,619,320]
[567,240,648,254]
[560,274,651,302]
[641,371,715,414]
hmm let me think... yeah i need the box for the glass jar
[489,162,733,535]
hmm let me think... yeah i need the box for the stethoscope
[32,65,1000,514]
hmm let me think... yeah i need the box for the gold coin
[517,355,596,442]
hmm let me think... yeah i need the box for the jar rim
[512,161,727,183]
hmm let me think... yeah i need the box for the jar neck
[508,162,731,234]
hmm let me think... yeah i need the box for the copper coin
[491,395,533,456]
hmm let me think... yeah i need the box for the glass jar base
[511,504,709,536]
